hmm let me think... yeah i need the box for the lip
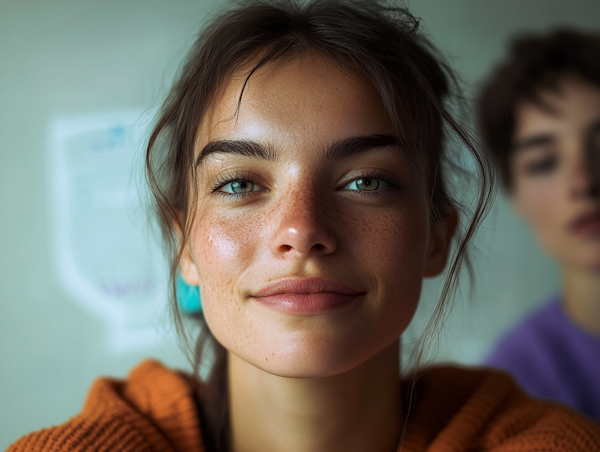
[569,210,600,237]
[251,277,364,314]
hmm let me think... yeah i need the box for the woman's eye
[220,180,259,194]
[524,156,558,176]
[345,177,385,191]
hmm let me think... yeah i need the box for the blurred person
[478,29,600,422]
[8,3,600,451]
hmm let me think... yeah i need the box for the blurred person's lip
[251,277,364,314]
[569,209,600,237]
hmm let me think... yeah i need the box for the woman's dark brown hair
[145,1,494,450]
[477,29,600,189]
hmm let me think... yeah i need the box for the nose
[269,188,337,257]
[571,149,600,199]
[584,135,600,197]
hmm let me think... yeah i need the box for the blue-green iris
[230,180,254,193]
[348,177,379,191]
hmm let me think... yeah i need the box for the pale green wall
[1,0,598,448]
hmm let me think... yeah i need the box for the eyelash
[210,170,262,199]
[343,170,399,195]
[209,169,399,200]
[524,155,558,176]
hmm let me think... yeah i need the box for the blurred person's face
[179,54,454,378]
[511,75,600,272]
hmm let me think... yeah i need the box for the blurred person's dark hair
[477,29,600,188]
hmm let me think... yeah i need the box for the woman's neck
[228,341,403,452]
[562,266,600,337]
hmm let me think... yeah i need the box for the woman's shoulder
[6,360,205,452]
[402,365,600,451]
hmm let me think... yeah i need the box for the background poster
[50,111,168,351]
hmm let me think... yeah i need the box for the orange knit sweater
[7,360,600,452]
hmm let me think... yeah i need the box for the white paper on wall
[49,110,171,352]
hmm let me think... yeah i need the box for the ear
[180,242,201,286]
[506,163,526,218]
[173,211,201,286]
[424,208,458,278]
[510,190,527,219]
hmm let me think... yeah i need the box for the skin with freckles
[181,54,452,377]
[511,75,600,336]
[179,53,455,452]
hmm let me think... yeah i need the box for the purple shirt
[484,296,600,422]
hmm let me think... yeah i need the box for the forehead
[198,53,394,150]
[514,75,600,138]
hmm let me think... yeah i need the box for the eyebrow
[324,134,400,160]
[196,134,400,166]
[512,134,555,152]
[513,117,600,153]
[197,140,277,165]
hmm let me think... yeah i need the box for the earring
[176,272,202,313]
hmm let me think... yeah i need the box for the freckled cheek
[348,208,427,342]
[345,207,428,282]
[191,215,260,297]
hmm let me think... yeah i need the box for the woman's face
[181,54,452,377]
[511,75,600,272]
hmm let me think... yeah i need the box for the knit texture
[7,361,600,452]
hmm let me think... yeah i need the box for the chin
[583,257,600,274]
[578,241,600,271]
[564,250,600,274]
[237,330,392,379]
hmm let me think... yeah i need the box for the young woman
[8,2,600,451]
[478,30,600,422]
